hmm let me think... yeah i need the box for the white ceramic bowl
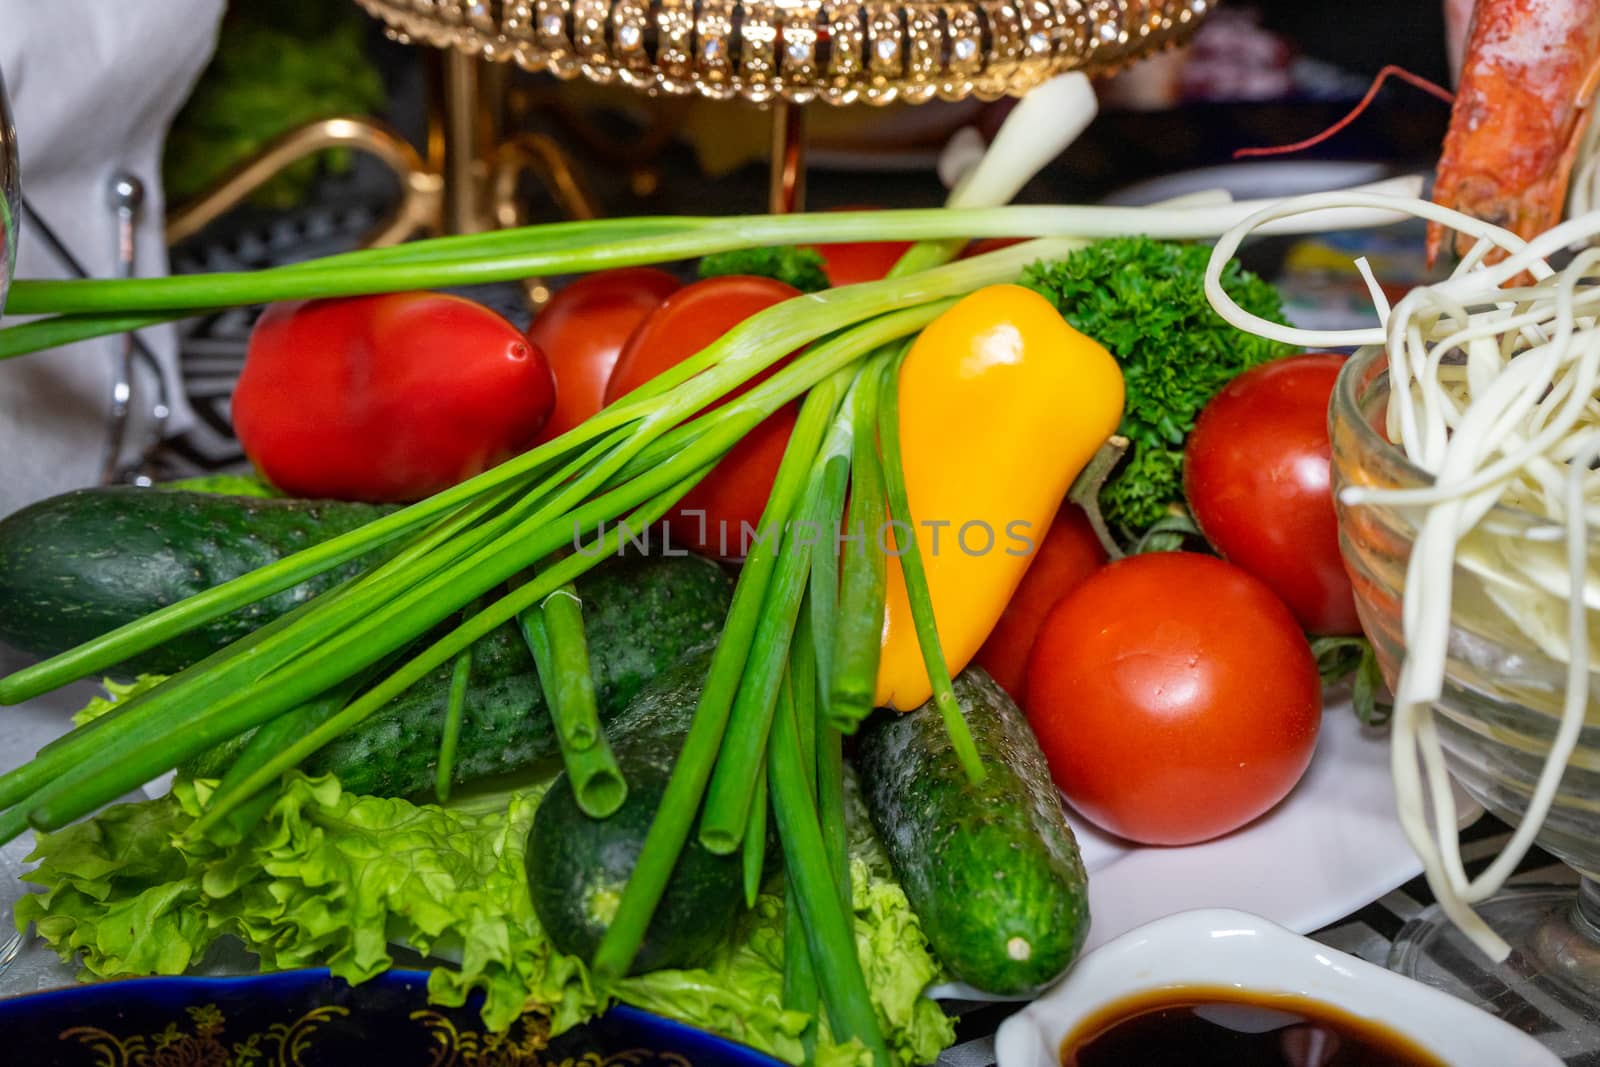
[995,908,1560,1067]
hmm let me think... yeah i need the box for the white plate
[931,694,1478,1001]
[1099,160,1400,206]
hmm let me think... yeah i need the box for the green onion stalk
[828,360,892,731]
[589,360,854,983]
[697,366,857,856]
[874,343,986,783]
[435,599,481,804]
[0,182,1421,359]
[518,583,627,818]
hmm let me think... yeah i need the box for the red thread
[1233,65,1455,160]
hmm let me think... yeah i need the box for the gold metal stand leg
[165,47,599,306]
[491,132,602,310]
[443,49,484,234]
[768,101,806,215]
[164,117,445,248]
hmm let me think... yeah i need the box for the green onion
[27,428,704,841]
[0,229,1107,967]
[589,364,844,982]
[434,603,478,804]
[519,584,626,818]
[782,877,819,1062]
[0,474,542,824]
[779,657,820,1057]
[4,220,1081,318]
[0,452,555,704]
[790,624,820,799]
[806,382,855,703]
[743,764,769,908]
[187,465,711,838]
[208,667,377,844]
[698,369,853,855]
[768,658,890,1067]
[0,312,186,360]
[792,612,858,950]
[816,719,853,921]
[523,586,600,751]
[829,357,893,730]
[876,343,986,784]
[585,302,953,985]
[0,229,1077,360]
[794,505,854,921]
[0,186,1413,357]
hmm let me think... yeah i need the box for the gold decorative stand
[169,1,1210,257]
[353,0,1210,217]
[165,51,599,252]
[354,0,1209,105]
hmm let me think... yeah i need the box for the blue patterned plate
[0,967,787,1067]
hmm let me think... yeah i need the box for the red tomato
[975,503,1106,702]
[960,237,1027,258]
[528,268,680,444]
[1183,353,1361,635]
[807,205,914,286]
[605,275,801,559]
[1024,552,1322,846]
[810,239,914,286]
[234,293,553,503]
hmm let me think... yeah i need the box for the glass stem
[1576,875,1600,941]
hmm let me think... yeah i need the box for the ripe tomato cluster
[231,209,949,516]
[985,354,1359,847]
[232,252,900,544]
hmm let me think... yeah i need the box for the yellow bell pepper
[874,284,1124,710]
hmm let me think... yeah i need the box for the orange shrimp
[1428,0,1600,264]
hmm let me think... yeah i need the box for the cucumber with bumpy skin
[184,554,734,798]
[526,649,745,974]
[854,667,1090,995]
[0,487,393,677]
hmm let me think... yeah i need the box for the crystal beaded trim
[357,0,1209,106]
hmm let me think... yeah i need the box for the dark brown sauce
[1059,986,1450,1067]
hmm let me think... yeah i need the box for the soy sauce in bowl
[1060,986,1449,1067]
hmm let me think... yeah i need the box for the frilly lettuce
[70,673,168,727]
[14,771,955,1066]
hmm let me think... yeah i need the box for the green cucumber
[527,649,745,974]
[854,667,1090,995]
[0,486,393,677]
[185,553,734,798]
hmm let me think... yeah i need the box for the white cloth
[0,5,225,919]
[0,0,224,515]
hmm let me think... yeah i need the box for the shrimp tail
[1428,0,1600,267]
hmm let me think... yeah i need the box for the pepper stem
[1065,435,1129,560]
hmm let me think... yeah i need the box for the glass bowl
[1329,344,1600,1039]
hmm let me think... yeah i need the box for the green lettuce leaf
[15,771,954,1065]
[71,674,169,728]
